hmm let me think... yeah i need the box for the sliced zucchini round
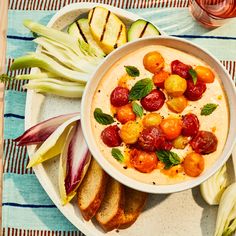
[128,19,161,42]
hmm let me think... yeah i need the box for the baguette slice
[118,187,147,229]
[77,158,108,221]
[95,178,124,231]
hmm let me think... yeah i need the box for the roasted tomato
[120,121,143,144]
[138,126,166,152]
[101,125,122,147]
[195,66,215,83]
[110,86,129,107]
[129,149,157,173]
[153,70,170,88]
[171,60,192,79]
[164,75,187,97]
[143,51,165,74]
[172,135,189,149]
[182,113,200,137]
[183,152,204,177]
[166,95,188,113]
[116,103,136,124]
[141,89,165,111]
[184,80,206,101]
[190,131,218,154]
[142,113,162,127]
[160,118,183,140]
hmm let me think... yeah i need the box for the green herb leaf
[111,148,124,163]
[132,102,143,118]
[0,74,12,83]
[189,68,197,85]
[124,66,140,77]
[94,108,115,125]
[129,78,153,101]
[156,150,181,169]
[201,103,218,116]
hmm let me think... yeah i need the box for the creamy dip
[91,45,229,185]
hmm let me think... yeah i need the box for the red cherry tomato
[184,80,206,101]
[110,86,129,107]
[101,125,122,147]
[141,89,165,112]
[138,126,166,152]
[130,149,157,173]
[116,103,136,124]
[171,60,192,79]
[182,113,200,137]
[152,70,170,88]
[160,140,173,151]
[190,131,218,154]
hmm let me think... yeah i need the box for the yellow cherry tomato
[195,66,215,83]
[166,95,188,113]
[164,75,187,97]
[143,51,165,74]
[142,113,162,127]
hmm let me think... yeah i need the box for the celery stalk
[10,53,89,84]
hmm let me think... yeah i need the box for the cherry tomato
[172,135,189,149]
[160,140,173,151]
[152,70,170,88]
[142,113,162,127]
[171,60,192,79]
[190,131,218,154]
[160,118,183,140]
[184,80,206,101]
[141,89,165,111]
[182,113,200,137]
[143,51,165,74]
[116,103,136,124]
[120,121,143,144]
[164,75,187,97]
[110,86,129,107]
[138,126,166,152]
[166,95,188,113]
[195,66,215,83]
[130,149,157,173]
[101,125,122,147]
[183,152,204,177]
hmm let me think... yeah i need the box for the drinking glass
[189,0,236,28]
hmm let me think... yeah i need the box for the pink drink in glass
[189,0,236,28]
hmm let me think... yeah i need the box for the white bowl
[81,36,236,194]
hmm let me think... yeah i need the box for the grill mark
[75,22,88,44]
[100,11,111,42]
[139,22,149,38]
[88,8,95,25]
[113,24,123,49]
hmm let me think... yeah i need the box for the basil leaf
[156,150,181,169]
[189,68,197,85]
[124,66,140,77]
[201,103,218,116]
[132,102,143,118]
[111,148,124,163]
[94,108,115,125]
[129,78,153,101]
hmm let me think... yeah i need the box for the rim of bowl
[81,36,236,194]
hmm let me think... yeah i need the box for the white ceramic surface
[81,36,236,194]
[25,3,236,236]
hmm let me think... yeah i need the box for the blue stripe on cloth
[4,91,26,139]
[4,114,25,119]
[2,203,56,208]
[2,174,78,231]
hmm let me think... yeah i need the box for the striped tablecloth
[3,0,236,235]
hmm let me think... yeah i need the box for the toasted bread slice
[95,178,124,231]
[118,187,147,229]
[77,158,108,221]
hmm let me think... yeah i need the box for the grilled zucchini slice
[88,6,127,54]
[128,19,160,42]
[68,18,105,57]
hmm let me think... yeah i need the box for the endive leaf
[27,115,80,168]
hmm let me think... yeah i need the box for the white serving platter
[25,3,235,236]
